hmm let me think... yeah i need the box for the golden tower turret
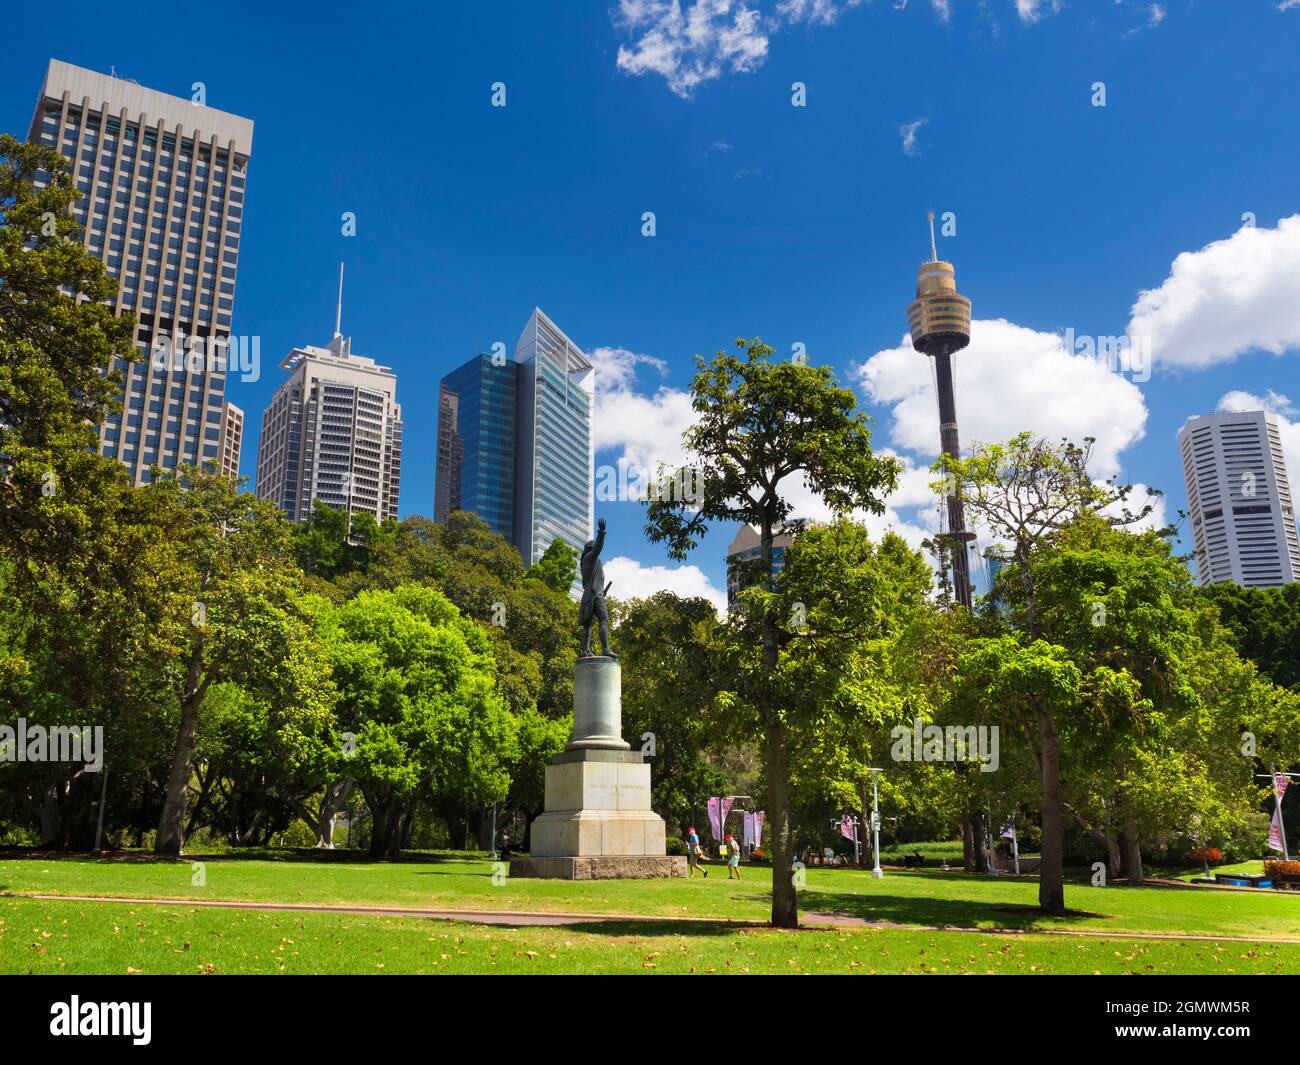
[908,212,971,355]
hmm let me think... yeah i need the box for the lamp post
[487,803,499,860]
[868,768,884,879]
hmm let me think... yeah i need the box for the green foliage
[525,537,578,594]
[0,133,136,587]
[320,584,517,857]
[1199,582,1300,690]
[615,591,728,828]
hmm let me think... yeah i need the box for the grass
[878,840,966,863]
[5,896,1299,975]
[2,850,1298,941]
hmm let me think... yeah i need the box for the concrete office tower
[217,403,243,481]
[435,308,594,565]
[30,59,253,483]
[1179,410,1300,587]
[256,272,403,524]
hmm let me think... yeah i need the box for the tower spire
[927,210,938,262]
[333,262,344,339]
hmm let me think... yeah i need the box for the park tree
[615,592,729,831]
[321,584,517,857]
[750,523,931,866]
[645,339,899,928]
[0,134,136,584]
[944,434,1157,912]
[137,466,335,856]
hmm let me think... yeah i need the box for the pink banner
[1269,805,1285,853]
[754,811,764,848]
[707,797,722,840]
[743,812,756,847]
[840,817,855,842]
[1275,773,1290,799]
[721,797,735,835]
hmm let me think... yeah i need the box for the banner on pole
[1269,806,1285,853]
[707,797,722,840]
[840,817,855,842]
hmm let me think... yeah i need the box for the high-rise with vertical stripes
[30,59,253,482]
[255,325,403,526]
[1179,410,1300,587]
[435,308,593,565]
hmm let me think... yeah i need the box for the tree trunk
[1036,707,1066,914]
[960,817,975,871]
[969,802,989,873]
[1104,829,1122,881]
[1122,815,1144,884]
[156,653,204,857]
[767,717,798,928]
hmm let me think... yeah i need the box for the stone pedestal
[511,657,683,880]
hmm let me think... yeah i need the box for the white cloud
[1218,391,1300,485]
[777,0,864,24]
[590,346,694,475]
[899,117,928,156]
[854,318,1150,480]
[605,555,728,612]
[1280,0,1300,11]
[1014,0,1060,22]
[614,1,772,98]
[1127,215,1300,370]
[1147,3,1166,27]
[931,0,953,23]
[614,0,864,97]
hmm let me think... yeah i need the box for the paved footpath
[5,892,1300,944]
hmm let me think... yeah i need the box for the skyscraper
[434,355,517,537]
[434,308,593,565]
[907,212,976,607]
[1179,410,1300,587]
[255,273,403,524]
[513,309,595,567]
[30,59,253,483]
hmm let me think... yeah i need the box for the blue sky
[4,0,1299,605]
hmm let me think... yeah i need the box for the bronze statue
[579,518,615,658]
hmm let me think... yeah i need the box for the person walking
[725,832,741,880]
[686,825,708,878]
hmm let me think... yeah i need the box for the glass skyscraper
[435,308,593,565]
[434,354,517,538]
[30,59,253,483]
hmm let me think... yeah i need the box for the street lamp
[867,768,884,879]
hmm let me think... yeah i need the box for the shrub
[1189,847,1221,862]
[1264,860,1300,881]
[665,835,686,856]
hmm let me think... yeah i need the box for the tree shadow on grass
[794,887,1103,930]
[484,918,763,938]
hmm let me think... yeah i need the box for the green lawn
[2,850,1298,941]
[4,896,1298,975]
